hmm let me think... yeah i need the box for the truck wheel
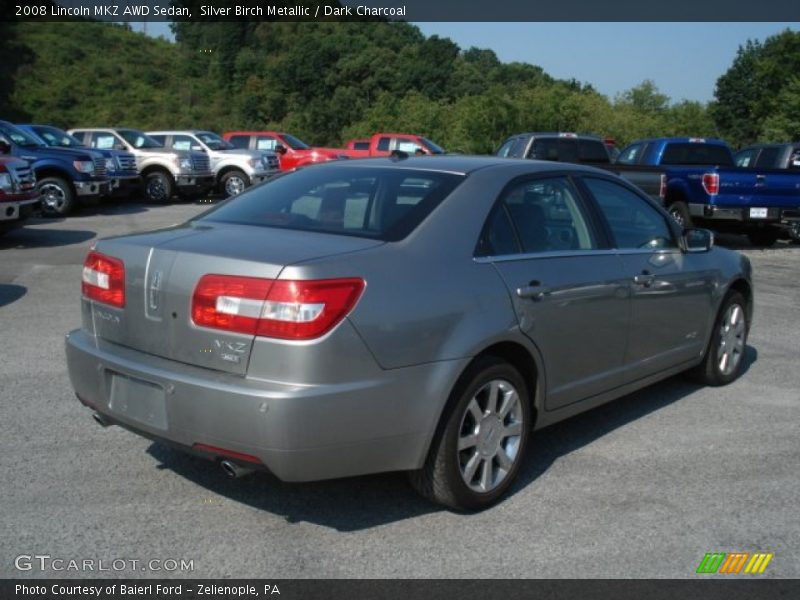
[666,201,692,228]
[690,291,749,386]
[220,170,250,197]
[39,177,76,217]
[747,228,779,247]
[408,356,531,511]
[143,171,174,203]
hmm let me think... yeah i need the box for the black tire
[666,200,692,228]
[747,228,779,247]
[220,170,250,197]
[690,291,749,386]
[409,356,532,511]
[143,171,174,203]
[38,176,76,217]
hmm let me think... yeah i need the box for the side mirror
[0,140,10,155]
[683,228,714,253]
[274,144,287,155]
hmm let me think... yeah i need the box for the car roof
[505,132,604,141]
[310,154,616,176]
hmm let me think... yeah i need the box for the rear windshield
[660,143,733,166]
[200,166,465,241]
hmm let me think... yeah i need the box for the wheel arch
[35,167,76,195]
[727,277,754,323]
[141,164,174,181]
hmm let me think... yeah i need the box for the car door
[480,175,630,410]
[580,176,715,380]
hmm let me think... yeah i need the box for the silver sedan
[66,156,752,510]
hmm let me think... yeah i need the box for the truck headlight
[105,158,116,172]
[73,160,95,174]
[249,158,260,168]
[179,158,193,171]
[0,173,12,192]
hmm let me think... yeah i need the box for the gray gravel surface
[1,202,797,579]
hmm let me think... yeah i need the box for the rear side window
[228,135,250,149]
[353,141,369,150]
[735,148,758,168]
[754,147,780,169]
[201,167,464,241]
[660,143,733,166]
[529,139,559,161]
[481,177,597,255]
[583,177,676,250]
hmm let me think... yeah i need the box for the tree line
[2,20,799,153]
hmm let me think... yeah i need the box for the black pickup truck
[496,132,665,203]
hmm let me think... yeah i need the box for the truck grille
[191,154,210,173]
[265,155,280,170]
[117,153,137,172]
[11,165,36,192]
[93,157,107,178]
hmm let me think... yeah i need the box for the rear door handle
[516,280,548,300]
[633,272,656,287]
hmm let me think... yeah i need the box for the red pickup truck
[0,146,39,235]
[222,131,348,171]
[342,133,446,158]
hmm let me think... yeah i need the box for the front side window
[171,134,197,152]
[617,143,645,165]
[735,148,758,168]
[200,166,464,241]
[256,136,277,151]
[480,177,597,255]
[88,133,123,150]
[118,130,163,149]
[32,126,82,148]
[583,177,676,250]
[376,137,391,152]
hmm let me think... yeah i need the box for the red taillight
[659,174,667,199]
[82,250,125,308]
[191,275,365,340]
[702,172,719,195]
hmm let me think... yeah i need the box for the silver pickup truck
[147,130,280,197]
[69,128,215,203]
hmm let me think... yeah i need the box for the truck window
[89,133,122,150]
[149,134,167,145]
[577,140,609,163]
[172,134,197,151]
[497,139,515,157]
[228,135,250,150]
[397,140,423,154]
[617,143,645,165]
[660,143,733,166]
[790,149,800,170]
[256,136,277,151]
[377,137,391,152]
[735,148,758,168]
[529,139,559,161]
[353,141,370,151]
[754,147,780,169]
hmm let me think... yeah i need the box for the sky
[139,22,799,104]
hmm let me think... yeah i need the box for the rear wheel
[39,177,75,217]
[666,200,692,228]
[747,228,779,247]
[409,357,531,511]
[690,291,748,386]
[220,169,250,197]
[143,171,174,203]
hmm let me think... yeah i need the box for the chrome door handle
[633,273,656,287]
[517,280,547,300]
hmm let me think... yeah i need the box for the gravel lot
[1,200,798,579]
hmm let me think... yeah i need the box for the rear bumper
[65,328,465,482]
[689,203,800,224]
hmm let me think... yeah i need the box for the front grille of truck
[191,154,210,173]
[265,155,280,170]
[93,157,107,178]
[116,153,137,172]
[11,165,36,191]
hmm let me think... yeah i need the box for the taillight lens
[702,172,719,195]
[82,250,125,308]
[191,275,365,340]
[659,174,667,199]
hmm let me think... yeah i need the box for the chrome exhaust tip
[220,460,255,479]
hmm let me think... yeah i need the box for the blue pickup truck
[18,124,140,200]
[617,137,800,246]
[0,119,109,216]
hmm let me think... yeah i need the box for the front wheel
[220,170,250,197]
[143,171,174,203]
[39,177,75,217]
[690,291,749,386]
[409,357,531,511]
